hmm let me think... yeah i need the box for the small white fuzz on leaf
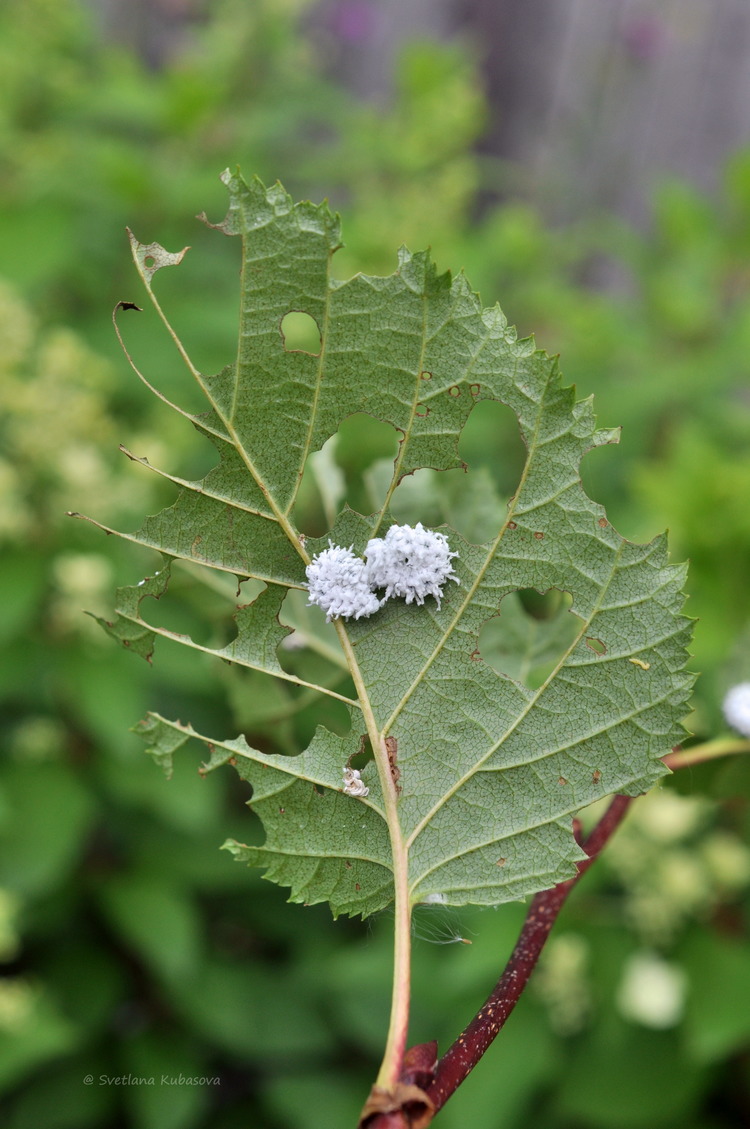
[723,682,750,738]
[365,522,459,608]
[305,544,383,622]
[342,767,369,797]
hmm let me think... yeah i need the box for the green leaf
[556,1019,708,1128]
[122,1031,210,1129]
[97,871,203,985]
[89,171,693,919]
[0,762,95,897]
[0,988,79,1095]
[682,931,750,1062]
[177,956,334,1059]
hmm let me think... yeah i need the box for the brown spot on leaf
[495,857,507,867]
[420,370,432,380]
[470,649,482,661]
[558,776,568,786]
[345,860,352,869]
[385,736,401,791]
[278,807,285,814]
[507,521,517,530]
[533,531,544,540]
[598,517,608,528]
[592,769,602,784]
[355,883,361,892]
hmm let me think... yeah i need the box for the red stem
[424,794,633,1113]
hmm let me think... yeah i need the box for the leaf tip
[114,299,143,315]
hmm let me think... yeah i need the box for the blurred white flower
[634,789,709,844]
[723,682,750,737]
[701,830,750,890]
[534,932,592,1035]
[0,979,38,1033]
[365,522,459,608]
[617,951,686,1028]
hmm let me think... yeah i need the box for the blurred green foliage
[1,1,749,1126]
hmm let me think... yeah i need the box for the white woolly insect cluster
[305,523,459,621]
[304,544,383,623]
[365,522,459,608]
[723,682,750,738]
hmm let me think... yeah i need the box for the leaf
[84,170,693,919]
[134,713,394,919]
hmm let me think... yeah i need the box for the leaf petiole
[333,621,413,1096]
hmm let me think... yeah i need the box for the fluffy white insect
[305,543,383,622]
[342,767,369,797]
[723,682,750,738]
[365,522,459,608]
[305,524,459,620]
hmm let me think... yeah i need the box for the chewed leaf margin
[135,712,394,919]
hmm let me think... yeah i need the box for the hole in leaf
[294,414,400,535]
[143,562,250,647]
[479,588,582,689]
[272,589,355,740]
[278,587,347,668]
[280,311,322,354]
[585,636,607,655]
[459,399,526,497]
[349,735,374,772]
[518,588,560,620]
[336,413,400,475]
[144,255,155,268]
[384,400,521,543]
